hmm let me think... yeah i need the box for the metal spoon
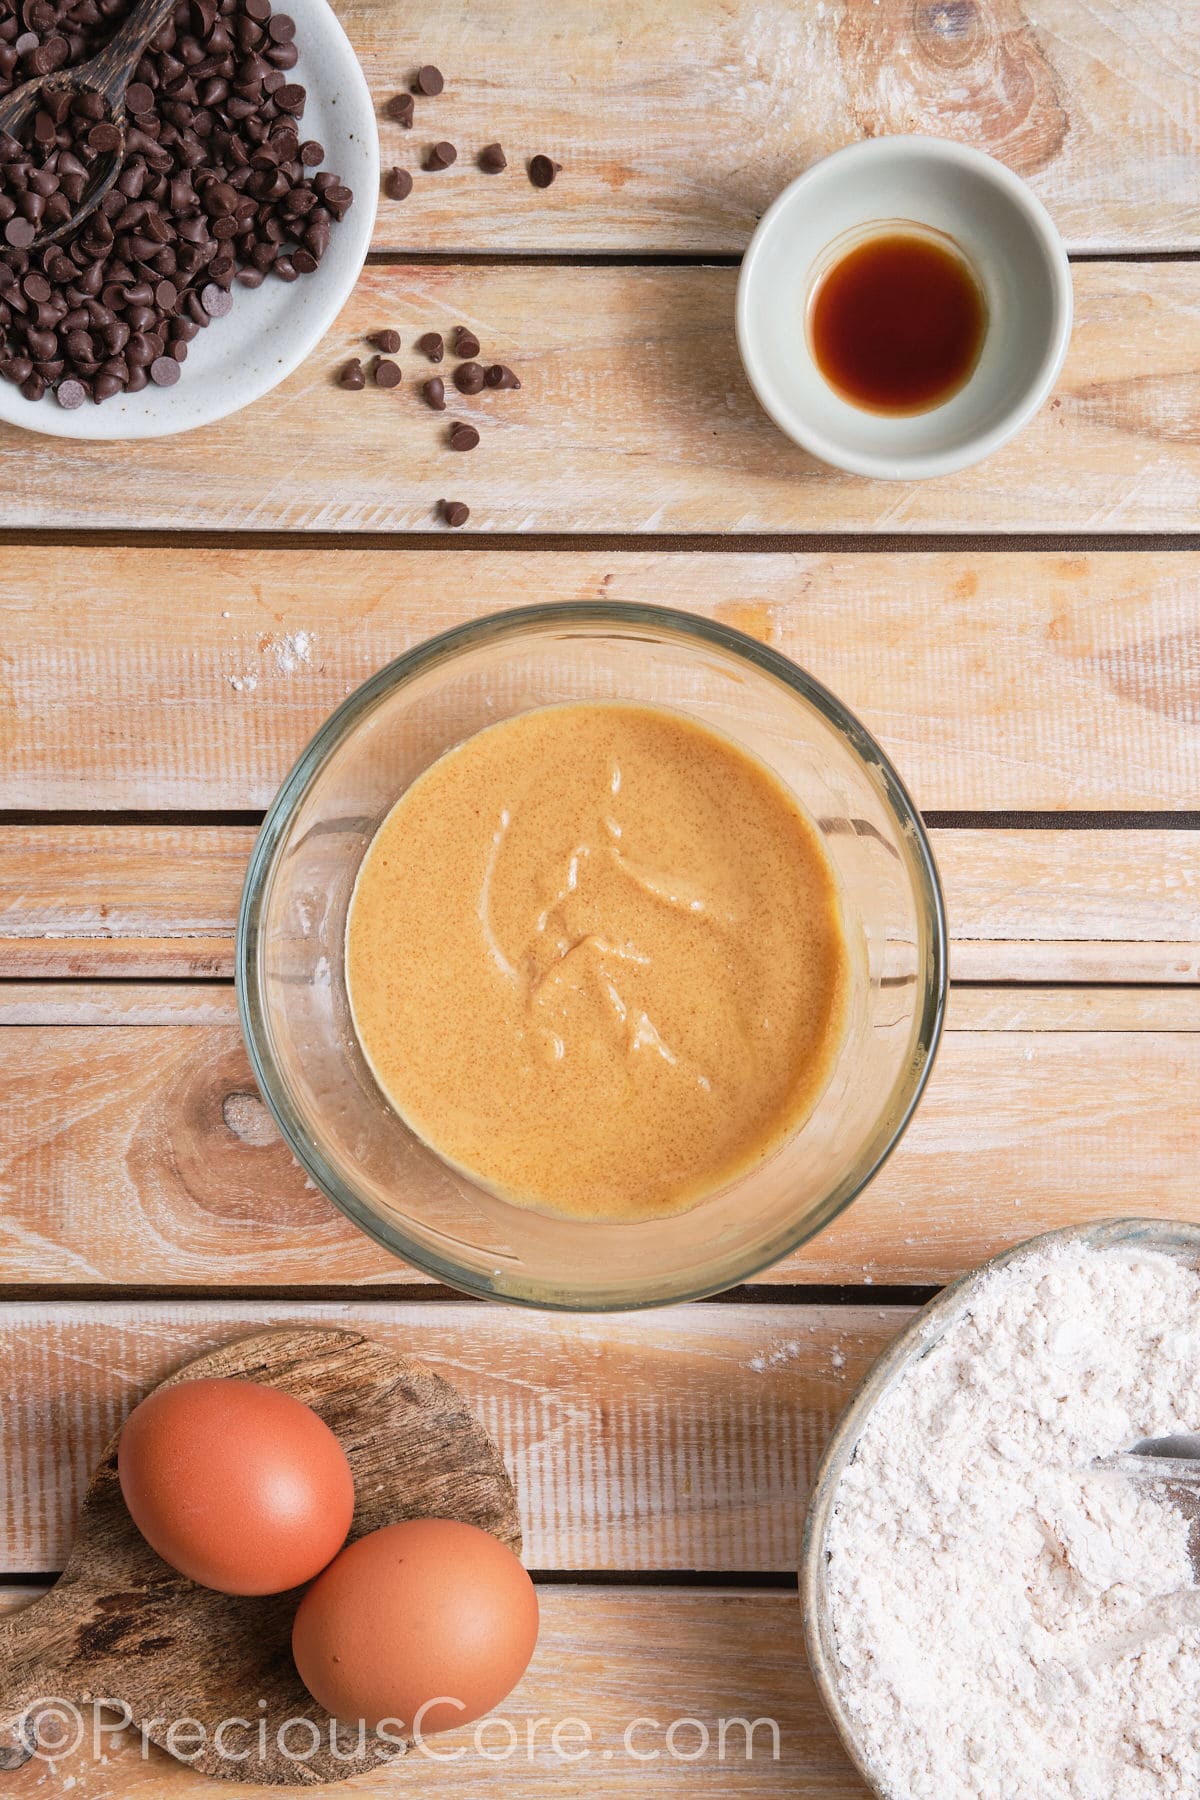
[1103,1433,1200,1487]
[0,0,176,248]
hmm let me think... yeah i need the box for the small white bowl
[736,136,1072,481]
[0,0,378,441]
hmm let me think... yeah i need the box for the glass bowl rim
[236,599,949,1311]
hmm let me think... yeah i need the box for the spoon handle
[86,0,179,111]
[1102,1452,1200,1488]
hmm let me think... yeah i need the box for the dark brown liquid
[809,230,986,415]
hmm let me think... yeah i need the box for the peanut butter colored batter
[346,704,849,1221]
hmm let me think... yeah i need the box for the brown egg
[117,1377,355,1595]
[292,1518,539,1734]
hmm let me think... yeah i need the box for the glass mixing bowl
[237,603,946,1310]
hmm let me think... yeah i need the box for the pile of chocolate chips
[0,0,353,405]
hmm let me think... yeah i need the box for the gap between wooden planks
[1,824,1197,985]
[0,1586,862,1798]
[1,548,1198,811]
[341,0,1196,255]
[0,988,1195,1289]
[0,265,1196,531]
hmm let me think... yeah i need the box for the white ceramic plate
[0,0,378,440]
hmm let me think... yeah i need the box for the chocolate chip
[383,166,412,201]
[418,331,444,362]
[0,0,356,408]
[424,141,457,171]
[55,376,85,407]
[414,65,444,96]
[422,375,445,409]
[484,363,521,389]
[529,154,561,188]
[478,143,507,174]
[87,121,122,154]
[338,357,365,389]
[453,326,480,358]
[200,283,233,319]
[372,328,401,353]
[386,92,414,127]
[373,357,401,388]
[440,499,469,527]
[454,359,485,394]
[448,420,479,451]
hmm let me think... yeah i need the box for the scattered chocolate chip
[150,354,180,386]
[454,359,485,395]
[418,331,444,362]
[484,363,521,389]
[384,166,413,201]
[413,64,444,96]
[453,326,480,358]
[374,357,401,388]
[339,357,365,389]
[125,82,155,115]
[448,420,479,451]
[372,328,401,353]
[440,499,469,527]
[422,375,445,409]
[478,143,507,174]
[529,154,561,189]
[386,92,415,127]
[55,376,85,408]
[425,141,457,171]
[4,216,34,248]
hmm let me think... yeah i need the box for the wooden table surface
[1,1,1198,1793]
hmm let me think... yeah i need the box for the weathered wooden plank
[2,549,1198,811]
[0,994,1196,1287]
[0,1301,894,1573]
[0,825,250,981]
[4,824,1198,985]
[947,987,1200,1031]
[0,1585,856,1797]
[2,981,1195,1032]
[345,0,1199,255]
[0,265,1196,532]
[936,829,1200,985]
[0,985,237,1026]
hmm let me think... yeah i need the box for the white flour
[825,1240,1200,1799]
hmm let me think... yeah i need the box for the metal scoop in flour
[1103,1435,1200,1576]
[1105,1434,1200,1484]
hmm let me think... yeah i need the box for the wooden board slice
[0,1326,519,1785]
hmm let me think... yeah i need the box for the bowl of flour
[802,1219,1200,1800]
